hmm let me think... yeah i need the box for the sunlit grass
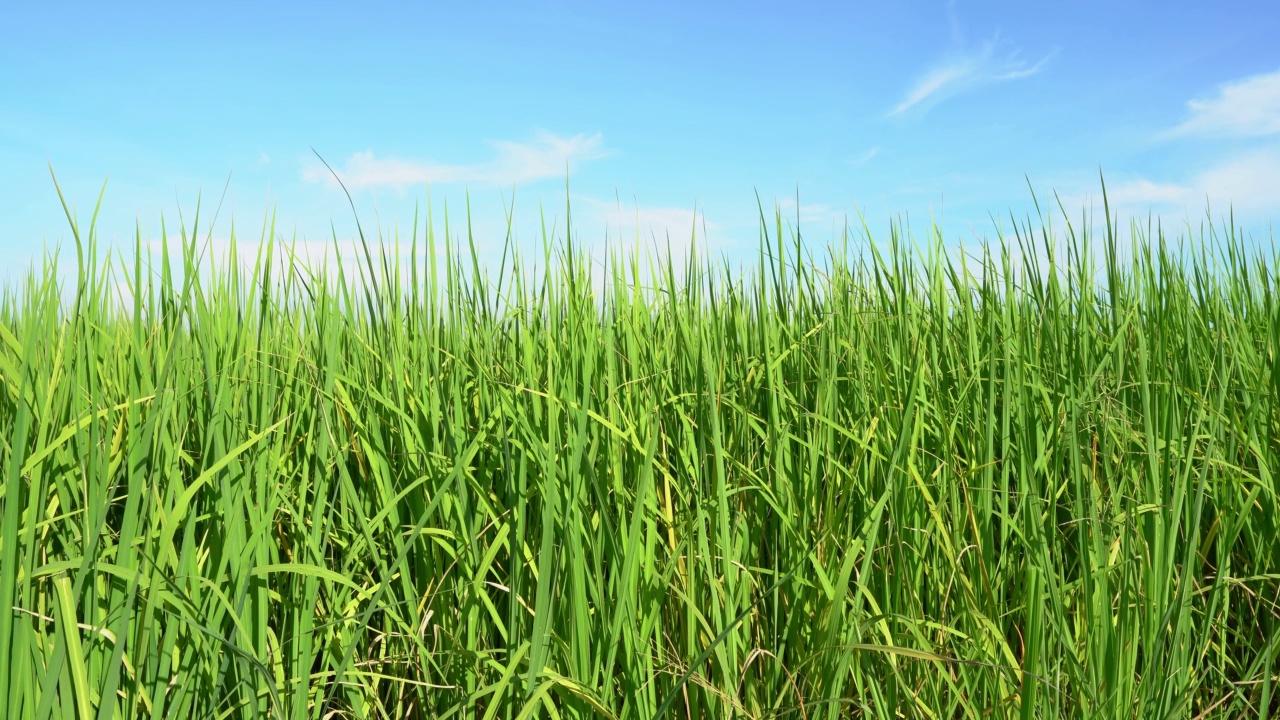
[1,185,1277,719]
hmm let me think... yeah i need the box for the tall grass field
[1,187,1278,719]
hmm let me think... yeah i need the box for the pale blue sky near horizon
[2,1,1279,279]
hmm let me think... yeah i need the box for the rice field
[1,190,1278,719]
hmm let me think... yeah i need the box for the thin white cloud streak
[887,36,1051,117]
[775,197,841,225]
[1164,69,1280,139]
[850,146,881,166]
[304,132,609,190]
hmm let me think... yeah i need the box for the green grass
[1,186,1277,719]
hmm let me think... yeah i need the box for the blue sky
[2,1,1279,278]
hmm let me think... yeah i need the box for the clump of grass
[0,187,1277,719]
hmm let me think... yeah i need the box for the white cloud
[775,197,841,225]
[1105,178,1194,207]
[134,233,455,298]
[1165,69,1280,139]
[569,196,735,278]
[304,132,609,190]
[887,35,1051,118]
[1096,149,1280,217]
[850,146,881,166]
[582,197,719,244]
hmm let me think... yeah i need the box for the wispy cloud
[1164,69,1280,139]
[850,146,881,166]
[304,131,609,190]
[146,234,367,268]
[1100,149,1280,216]
[525,196,727,286]
[1106,178,1192,207]
[775,197,840,225]
[582,197,719,242]
[887,35,1051,118]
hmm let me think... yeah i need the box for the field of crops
[1,195,1277,719]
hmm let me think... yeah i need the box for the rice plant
[1,185,1277,719]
